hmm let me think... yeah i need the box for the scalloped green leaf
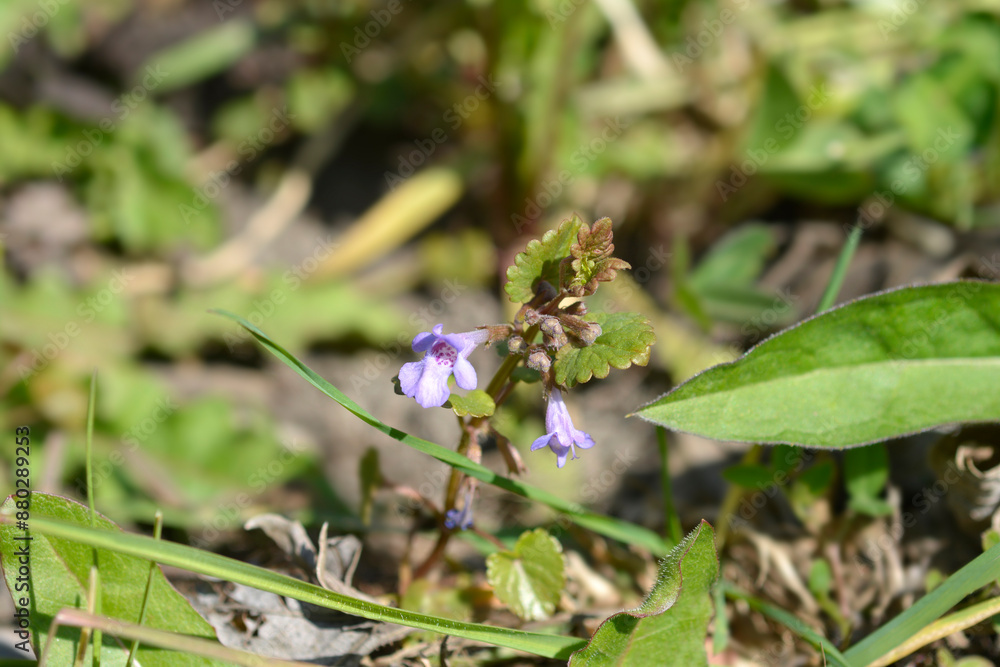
[447,390,496,418]
[554,312,655,387]
[505,215,585,303]
[637,282,1000,448]
[0,492,221,665]
[569,521,718,666]
[486,528,565,621]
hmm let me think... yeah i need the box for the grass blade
[844,540,1000,665]
[15,515,586,660]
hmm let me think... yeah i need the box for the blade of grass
[86,370,97,531]
[722,582,850,667]
[15,516,587,660]
[657,427,682,546]
[867,595,1000,667]
[844,540,1000,665]
[817,225,862,313]
[126,510,163,667]
[49,608,315,667]
[211,309,669,555]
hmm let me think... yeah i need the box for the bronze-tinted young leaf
[505,216,585,304]
[554,312,655,387]
[568,217,631,296]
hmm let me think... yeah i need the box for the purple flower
[398,324,489,408]
[530,388,595,468]
[444,487,475,531]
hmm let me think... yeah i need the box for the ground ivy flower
[399,324,490,408]
[530,388,595,468]
[445,486,475,531]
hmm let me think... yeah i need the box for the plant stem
[715,444,762,549]
[657,427,682,546]
[412,326,538,579]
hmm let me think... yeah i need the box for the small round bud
[540,317,564,338]
[507,335,526,355]
[578,322,602,346]
[523,309,542,326]
[527,350,552,373]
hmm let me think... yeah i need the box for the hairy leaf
[505,215,584,303]
[554,312,655,387]
[638,282,1000,448]
[570,521,718,666]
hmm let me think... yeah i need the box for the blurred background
[2,0,1000,661]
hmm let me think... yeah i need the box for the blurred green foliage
[1,0,998,542]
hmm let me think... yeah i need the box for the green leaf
[505,215,584,303]
[212,309,670,555]
[554,312,655,388]
[142,20,257,93]
[447,390,496,418]
[569,521,718,666]
[0,493,221,665]
[637,282,1000,448]
[486,528,565,621]
[845,444,893,517]
[12,513,585,660]
[721,464,775,490]
[689,224,776,292]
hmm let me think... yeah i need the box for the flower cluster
[392,216,653,531]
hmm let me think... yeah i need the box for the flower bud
[508,335,526,355]
[540,317,564,338]
[527,349,551,373]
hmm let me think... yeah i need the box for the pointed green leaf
[637,282,1000,448]
[486,528,565,621]
[0,493,221,665]
[505,215,584,303]
[554,312,655,387]
[569,521,719,666]
[447,390,496,418]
